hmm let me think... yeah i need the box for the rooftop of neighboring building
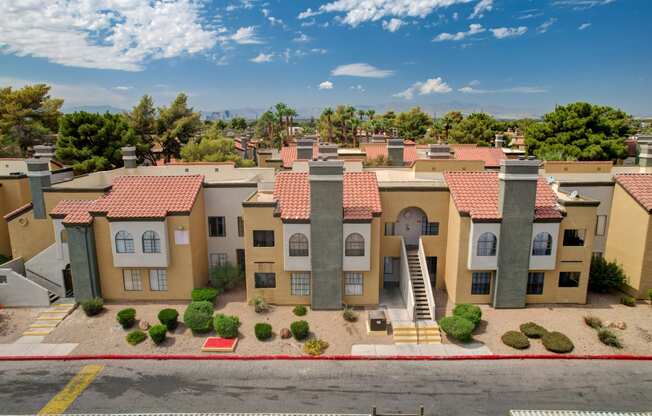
[0,158,68,177]
[360,141,417,165]
[451,145,507,169]
[370,168,447,189]
[614,173,652,213]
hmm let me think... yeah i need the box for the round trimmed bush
[183,301,214,333]
[81,297,104,317]
[158,308,179,331]
[214,314,241,339]
[191,287,220,303]
[520,322,548,338]
[621,296,636,307]
[598,328,623,349]
[452,304,482,327]
[254,323,272,341]
[293,305,307,316]
[116,308,136,329]
[290,320,310,341]
[501,330,530,350]
[126,330,147,345]
[149,324,167,345]
[542,331,574,353]
[583,315,602,330]
[439,315,475,343]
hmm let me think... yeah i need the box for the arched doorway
[395,207,427,247]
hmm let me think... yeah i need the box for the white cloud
[113,86,133,91]
[452,12,459,20]
[433,24,485,42]
[553,0,616,10]
[0,0,217,72]
[459,85,547,94]
[537,18,557,33]
[469,0,493,19]
[298,0,492,27]
[293,33,312,43]
[350,84,365,92]
[318,81,334,90]
[230,26,264,44]
[468,79,481,86]
[250,53,274,63]
[311,48,328,54]
[331,63,395,78]
[382,18,404,32]
[578,22,592,30]
[268,16,285,27]
[394,77,452,99]
[490,26,528,39]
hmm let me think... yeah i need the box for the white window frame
[344,272,363,296]
[115,230,135,254]
[149,269,168,291]
[291,272,311,296]
[142,230,161,254]
[123,269,142,291]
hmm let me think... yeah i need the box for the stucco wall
[7,209,54,261]
[467,222,500,270]
[528,222,560,270]
[0,177,31,257]
[283,223,311,271]
[558,184,614,253]
[109,220,169,268]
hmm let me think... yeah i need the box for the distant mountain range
[63,105,126,114]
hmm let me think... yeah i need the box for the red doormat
[201,337,238,352]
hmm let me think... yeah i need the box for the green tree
[55,112,138,173]
[525,102,634,161]
[230,116,247,131]
[449,112,499,146]
[0,84,63,155]
[255,110,279,148]
[156,93,202,162]
[180,136,254,167]
[395,107,432,140]
[319,107,334,143]
[127,95,157,165]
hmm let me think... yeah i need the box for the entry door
[236,249,245,273]
[426,257,437,286]
[63,264,73,297]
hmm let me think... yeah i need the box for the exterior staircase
[407,250,432,320]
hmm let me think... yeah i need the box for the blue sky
[1,0,650,117]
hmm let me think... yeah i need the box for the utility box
[368,310,387,332]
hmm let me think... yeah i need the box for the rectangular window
[471,272,491,295]
[0,275,7,284]
[559,272,580,288]
[237,216,244,237]
[253,230,275,247]
[384,222,395,236]
[209,253,227,268]
[254,272,276,288]
[422,222,439,236]
[527,272,545,295]
[595,215,607,236]
[149,269,168,291]
[123,269,142,291]
[563,229,585,246]
[291,272,311,296]
[208,217,226,237]
[344,272,363,296]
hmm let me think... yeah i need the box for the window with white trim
[123,269,142,291]
[532,232,553,256]
[142,230,161,253]
[289,233,309,256]
[115,230,134,253]
[477,232,497,256]
[344,272,363,296]
[291,272,311,296]
[345,233,365,256]
[149,269,168,291]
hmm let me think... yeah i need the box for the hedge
[126,330,147,345]
[158,308,179,331]
[116,308,136,329]
[501,330,530,349]
[519,322,548,339]
[542,331,574,353]
[183,301,214,333]
[290,320,310,341]
[214,314,241,339]
[191,287,220,303]
[452,304,482,328]
[439,315,474,343]
[149,324,167,345]
[254,323,272,341]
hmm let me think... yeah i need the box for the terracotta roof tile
[51,199,96,225]
[444,172,561,221]
[280,143,320,168]
[273,171,381,221]
[453,146,507,168]
[362,142,416,164]
[615,174,652,212]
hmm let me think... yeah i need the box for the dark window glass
[142,230,161,253]
[208,216,226,237]
[477,232,497,256]
[532,232,553,256]
[471,272,491,295]
[527,272,545,294]
[559,272,580,287]
[563,229,585,246]
[422,222,439,236]
[253,230,275,247]
[237,216,244,237]
[384,222,395,236]
[288,233,309,256]
[254,272,276,288]
[345,233,365,256]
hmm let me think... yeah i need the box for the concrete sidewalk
[0,341,78,356]
[351,342,492,356]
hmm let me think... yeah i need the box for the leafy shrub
[290,320,310,340]
[183,301,214,333]
[116,308,136,329]
[621,296,636,307]
[304,339,329,356]
[501,330,530,349]
[293,305,307,316]
[209,262,243,292]
[191,288,220,303]
[342,306,358,322]
[81,297,104,317]
[439,316,475,343]
[249,296,270,313]
[452,304,482,328]
[583,315,603,330]
[589,256,626,293]
[126,330,147,345]
[542,331,574,353]
[519,322,548,339]
[158,308,179,331]
[254,323,272,341]
[598,328,623,349]
[149,324,167,345]
[213,314,241,339]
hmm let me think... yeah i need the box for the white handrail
[399,236,415,321]
[417,237,437,321]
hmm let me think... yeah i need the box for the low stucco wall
[0,259,50,307]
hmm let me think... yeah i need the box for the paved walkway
[351,341,492,356]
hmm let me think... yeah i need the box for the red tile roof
[453,146,507,168]
[444,172,561,221]
[280,143,320,168]
[51,175,204,224]
[273,171,381,221]
[615,174,652,212]
[362,142,417,164]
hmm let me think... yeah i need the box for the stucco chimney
[26,158,51,219]
[297,138,314,161]
[33,145,55,161]
[121,146,137,169]
[318,143,338,160]
[638,135,652,168]
[495,134,505,148]
[428,143,451,159]
[387,138,404,166]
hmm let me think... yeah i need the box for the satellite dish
[570,190,579,199]
[546,175,555,185]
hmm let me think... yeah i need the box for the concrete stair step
[29,322,59,328]
[22,327,55,336]
[36,314,67,321]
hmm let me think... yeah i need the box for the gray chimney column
[495,134,505,148]
[297,138,315,161]
[387,138,404,166]
[121,146,137,169]
[26,159,51,219]
[428,144,451,159]
[638,135,652,168]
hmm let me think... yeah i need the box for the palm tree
[357,109,366,121]
[322,107,334,143]
[286,107,298,140]
[274,103,288,142]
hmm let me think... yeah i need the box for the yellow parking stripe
[38,364,104,415]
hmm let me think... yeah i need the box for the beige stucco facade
[0,176,31,258]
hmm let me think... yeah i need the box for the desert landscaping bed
[0,307,46,344]
[44,288,394,355]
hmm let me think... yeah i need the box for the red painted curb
[1,354,651,361]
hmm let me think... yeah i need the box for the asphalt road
[0,360,651,415]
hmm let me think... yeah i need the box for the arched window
[532,232,553,256]
[142,230,161,254]
[289,233,309,256]
[115,231,134,253]
[345,233,365,257]
[477,232,497,256]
